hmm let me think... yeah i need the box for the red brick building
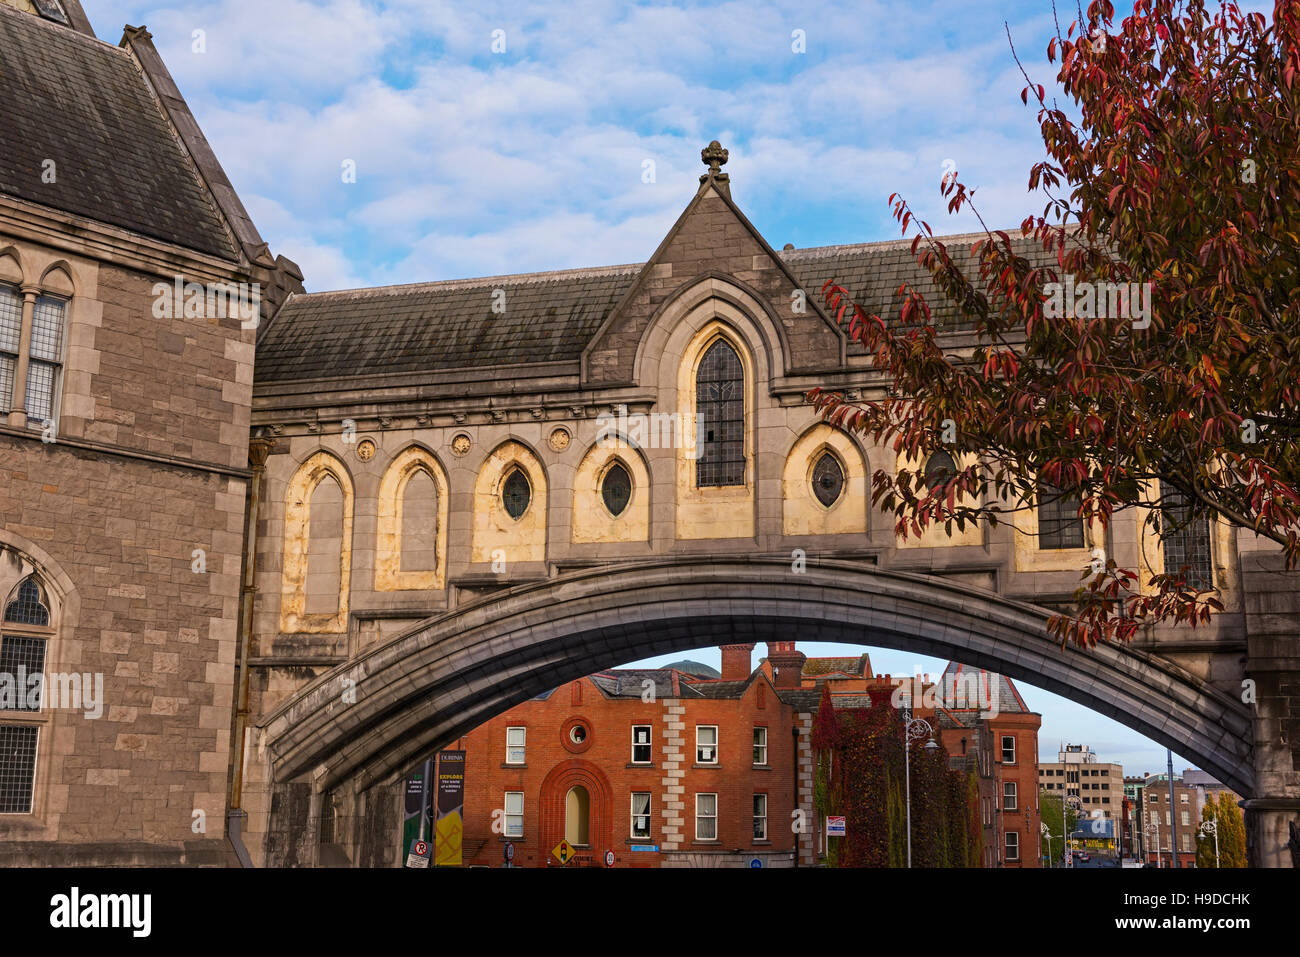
[456,642,809,867]
[791,655,1042,867]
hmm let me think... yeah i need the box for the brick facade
[453,655,800,868]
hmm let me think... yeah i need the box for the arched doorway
[565,786,590,846]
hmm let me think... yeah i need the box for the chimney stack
[766,640,806,690]
[719,643,754,681]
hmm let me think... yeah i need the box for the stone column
[1240,549,1300,867]
[7,286,37,427]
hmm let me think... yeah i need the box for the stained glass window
[922,450,956,489]
[502,468,531,519]
[695,339,744,487]
[812,452,845,507]
[601,462,631,517]
[4,578,49,626]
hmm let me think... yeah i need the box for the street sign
[629,844,659,853]
[604,849,615,867]
[504,842,515,862]
[552,839,575,864]
[826,815,846,837]
[749,858,762,869]
[405,839,431,869]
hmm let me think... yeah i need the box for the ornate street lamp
[1062,794,1082,866]
[901,708,938,869]
[1198,818,1220,869]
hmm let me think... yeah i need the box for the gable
[581,179,845,386]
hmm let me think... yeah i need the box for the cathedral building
[2,0,1291,870]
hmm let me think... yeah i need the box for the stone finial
[700,140,729,183]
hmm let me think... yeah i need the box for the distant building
[1123,776,1146,859]
[1141,772,1199,867]
[1038,744,1125,828]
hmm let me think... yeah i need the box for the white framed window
[503,791,523,837]
[753,794,768,840]
[1005,831,1019,861]
[631,792,651,839]
[752,727,767,765]
[1179,793,1189,803]
[505,726,526,765]
[1180,810,1189,827]
[1001,735,1016,764]
[1003,782,1018,811]
[695,793,717,840]
[696,726,718,764]
[631,725,652,764]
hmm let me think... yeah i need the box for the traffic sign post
[405,839,431,869]
[604,849,615,867]
[552,839,575,865]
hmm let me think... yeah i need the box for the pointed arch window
[1,574,55,814]
[696,339,744,487]
[502,468,532,520]
[600,461,632,517]
[812,452,845,507]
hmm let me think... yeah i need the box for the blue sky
[81,0,1229,776]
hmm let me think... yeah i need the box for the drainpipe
[228,437,273,867]
[792,723,800,868]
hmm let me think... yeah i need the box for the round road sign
[604,849,615,867]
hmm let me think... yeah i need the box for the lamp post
[1041,821,1055,868]
[902,708,937,869]
[1146,820,1161,868]
[1199,818,1220,869]
[1062,794,1082,866]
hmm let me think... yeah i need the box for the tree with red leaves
[810,0,1300,646]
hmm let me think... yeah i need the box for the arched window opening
[4,577,49,626]
[565,786,591,846]
[1,574,55,814]
[502,468,531,520]
[600,462,632,517]
[812,452,845,507]
[695,339,744,487]
[304,475,344,616]
[399,468,438,572]
[922,450,956,490]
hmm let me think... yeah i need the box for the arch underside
[262,558,1254,799]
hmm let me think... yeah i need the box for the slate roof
[589,668,683,700]
[802,653,871,678]
[776,688,823,712]
[0,5,238,260]
[255,264,641,382]
[781,233,1054,355]
[255,231,1056,384]
[940,661,1033,714]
